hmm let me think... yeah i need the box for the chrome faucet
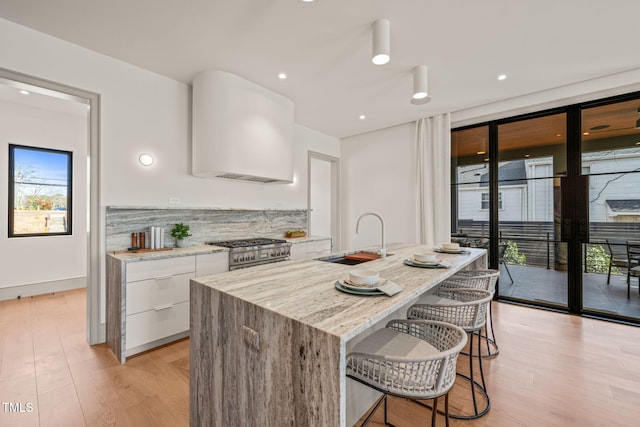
[356,212,386,259]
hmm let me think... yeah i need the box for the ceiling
[1,0,640,138]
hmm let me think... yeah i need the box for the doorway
[308,151,340,251]
[0,68,101,344]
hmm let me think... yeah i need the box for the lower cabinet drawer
[126,272,192,315]
[125,301,189,351]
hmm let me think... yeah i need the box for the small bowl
[349,269,380,286]
[414,252,437,263]
[442,242,460,251]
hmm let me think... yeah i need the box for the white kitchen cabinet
[289,242,307,261]
[107,248,229,363]
[195,252,229,277]
[289,238,332,261]
[107,253,201,363]
[306,239,332,258]
[125,301,190,350]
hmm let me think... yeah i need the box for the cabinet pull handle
[155,275,172,281]
[154,303,174,311]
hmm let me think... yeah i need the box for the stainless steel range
[206,238,292,270]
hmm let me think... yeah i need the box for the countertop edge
[107,245,228,262]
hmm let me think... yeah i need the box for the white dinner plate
[411,257,441,266]
[404,259,446,269]
[338,278,385,292]
[434,248,469,254]
[335,281,385,296]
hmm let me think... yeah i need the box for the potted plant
[171,223,192,248]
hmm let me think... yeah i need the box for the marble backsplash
[106,207,307,252]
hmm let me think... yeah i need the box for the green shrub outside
[503,241,526,265]
[585,244,618,274]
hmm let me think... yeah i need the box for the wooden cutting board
[344,252,381,261]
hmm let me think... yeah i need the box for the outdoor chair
[347,320,467,427]
[626,241,640,299]
[498,243,514,283]
[606,238,631,286]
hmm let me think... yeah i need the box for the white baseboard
[0,277,86,301]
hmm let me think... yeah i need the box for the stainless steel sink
[317,255,371,265]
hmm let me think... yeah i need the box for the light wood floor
[1,289,639,426]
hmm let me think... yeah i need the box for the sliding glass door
[495,113,568,308]
[581,98,640,321]
[452,91,640,324]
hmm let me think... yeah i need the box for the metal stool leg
[358,394,387,427]
[465,302,499,359]
[431,396,438,427]
[444,393,450,427]
[449,330,491,420]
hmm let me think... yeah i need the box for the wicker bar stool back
[347,320,467,427]
[407,288,493,420]
[438,269,500,358]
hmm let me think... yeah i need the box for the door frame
[454,90,640,324]
[0,67,102,344]
[307,151,340,251]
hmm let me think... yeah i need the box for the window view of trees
[9,144,72,236]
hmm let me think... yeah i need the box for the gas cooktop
[206,238,288,248]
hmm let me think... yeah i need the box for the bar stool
[347,319,467,427]
[407,288,493,420]
[437,269,500,358]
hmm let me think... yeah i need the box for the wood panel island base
[190,244,486,426]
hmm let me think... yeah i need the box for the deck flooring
[497,263,640,319]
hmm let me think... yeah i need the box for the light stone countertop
[108,244,228,262]
[283,235,331,243]
[192,243,485,340]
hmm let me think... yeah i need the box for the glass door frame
[453,90,640,325]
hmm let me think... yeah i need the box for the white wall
[587,154,640,222]
[0,99,87,288]
[0,18,339,335]
[340,123,418,251]
[0,19,339,212]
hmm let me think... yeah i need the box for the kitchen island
[190,243,486,426]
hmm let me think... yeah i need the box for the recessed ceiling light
[583,132,589,135]
[483,158,490,162]
[301,0,316,2]
[359,115,366,120]
[556,133,562,137]
[525,154,531,158]
[636,141,640,145]
[497,74,507,81]
[19,90,29,95]
[278,73,287,80]
[139,153,154,166]
[476,151,486,155]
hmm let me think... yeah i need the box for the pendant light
[411,65,431,105]
[372,19,390,65]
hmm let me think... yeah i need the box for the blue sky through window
[14,147,69,196]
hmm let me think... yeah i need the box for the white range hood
[192,70,294,184]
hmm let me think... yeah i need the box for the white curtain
[415,113,451,246]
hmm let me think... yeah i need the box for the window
[8,144,72,237]
[481,192,503,210]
